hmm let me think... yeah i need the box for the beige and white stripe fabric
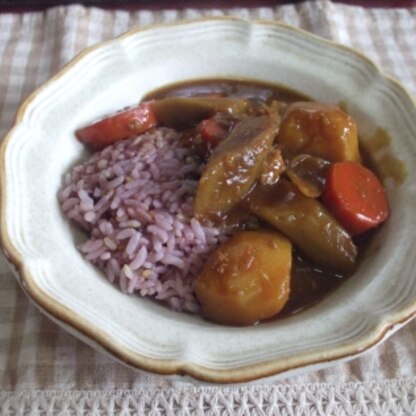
[1,1,416,414]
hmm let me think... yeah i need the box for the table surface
[0,1,415,415]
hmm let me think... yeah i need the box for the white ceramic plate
[1,18,416,384]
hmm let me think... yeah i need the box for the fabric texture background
[0,1,415,414]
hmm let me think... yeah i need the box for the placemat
[0,1,415,414]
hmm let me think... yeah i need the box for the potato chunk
[245,180,357,275]
[277,102,361,163]
[194,115,280,221]
[194,230,292,326]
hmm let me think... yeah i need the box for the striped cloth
[0,2,416,414]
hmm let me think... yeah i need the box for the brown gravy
[361,128,407,185]
[145,78,310,104]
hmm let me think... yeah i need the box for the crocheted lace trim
[2,379,415,415]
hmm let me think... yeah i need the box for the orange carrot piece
[199,118,229,148]
[322,161,389,235]
[75,102,158,149]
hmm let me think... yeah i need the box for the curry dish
[72,79,389,326]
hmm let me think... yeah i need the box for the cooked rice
[59,128,225,313]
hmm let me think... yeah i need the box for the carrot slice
[322,161,389,235]
[198,118,230,148]
[75,102,158,149]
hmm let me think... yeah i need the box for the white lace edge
[1,378,416,415]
